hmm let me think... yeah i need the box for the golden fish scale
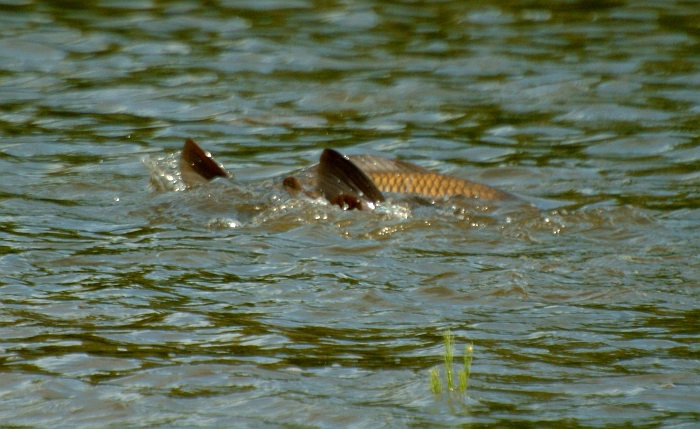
[367,172,510,200]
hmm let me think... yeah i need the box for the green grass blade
[443,330,454,391]
[459,342,474,393]
[430,367,442,394]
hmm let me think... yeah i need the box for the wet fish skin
[346,154,516,201]
[367,171,515,201]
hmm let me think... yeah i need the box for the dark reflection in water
[1,0,699,427]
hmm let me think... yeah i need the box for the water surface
[1,1,699,427]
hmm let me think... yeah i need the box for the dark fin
[317,149,385,206]
[283,176,303,197]
[180,138,231,186]
[329,194,363,211]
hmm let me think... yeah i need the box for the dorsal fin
[347,154,431,175]
[317,149,385,209]
[180,138,231,186]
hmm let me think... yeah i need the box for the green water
[1,1,699,427]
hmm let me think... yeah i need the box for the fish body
[366,171,513,200]
[179,138,515,210]
[345,154,515,201]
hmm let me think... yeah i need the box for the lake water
[1,1,699,427]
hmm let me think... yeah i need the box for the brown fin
[283,176,303,197]
[180,138,231,186]
[317,149,385,207]
[329,194,363,211]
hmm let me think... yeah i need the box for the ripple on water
[555,103,675,123]
[0,39,66,72]
[1,1,699,428]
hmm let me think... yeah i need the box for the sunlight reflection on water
[0,0,699,427]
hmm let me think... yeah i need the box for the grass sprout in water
[460,342,474,393]
[430,331,473,396]
[429,367,442,394]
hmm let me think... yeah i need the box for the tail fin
[180,138,231,186]
[317,149,384,210]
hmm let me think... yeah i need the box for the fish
[180,138,232,184]
[179,138,516,210]
[341,154,515,202]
